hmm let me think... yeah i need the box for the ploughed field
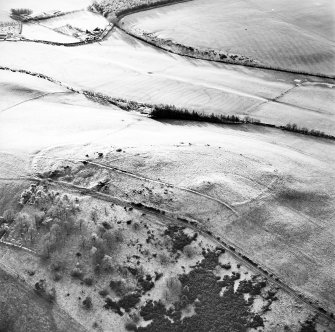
[121,0,335,77]
[1,29,335,134]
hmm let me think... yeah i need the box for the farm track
[0,91,70,114]
[12,172,335,325]
[231,176,279,207]
[86,160,239,215]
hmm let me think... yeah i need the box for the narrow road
[86,160,238,215]
[0,91,70,114]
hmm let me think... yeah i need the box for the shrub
[118,292,141,312]
[71,267,84,279]
[137,275,154,294]
[34,279,46,294]
[10,8,33,16]
[132,221,141,231]
[283,123,334,139]
[39,233,56,259]
[92,238,106,266]
[110,278,129,297]
[102,254,115,272]
[83,296,93,310]
[53,272,62,282]
[99,288,109,297]
[50,260,64,272]
[97,224,106,236]
[114,229,124,243]
[102,230,117,251]
[47,287,56,303]
[84,276,94,286]
[164,226,198,252]
[125,321,137,331]
[91,210,98,223]
[183,244,197,259]
[2,209,15,223]
[158,252,170,266]
[163,276,182,303]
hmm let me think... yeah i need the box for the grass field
[121,0,335,76]
[84,139,335,313]
[25,111,335,317]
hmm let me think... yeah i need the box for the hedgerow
[151,104,242,124]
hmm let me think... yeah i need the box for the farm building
[0,10,22,39]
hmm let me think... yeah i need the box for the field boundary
[3,23,114,46]
[89,0,335,79]
[1,66,334,141]
[4,3,335,79]
[115,25,335,80]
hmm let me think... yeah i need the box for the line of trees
[150,104,242,123]
[10,8,33,21]
[149,105,335,140]
[282,123,334,139]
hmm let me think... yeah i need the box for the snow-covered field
[20,11,109,42]
[0,71,125,152]
[121,0,335,76]
[1,1,335,328]
[0,0,91,13]
[38,10,109,34]
[1,29,334,134]
[22,23,79,42]
[1,69,335,313]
